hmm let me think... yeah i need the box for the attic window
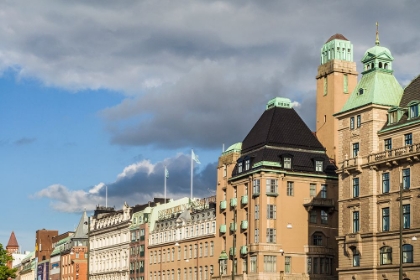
[388,110,398,124]
[245,159,250,171]
[409,103,419,119]
[237,162,243,173]
[358,88,364,95]
[284,157,292,169]
[315,161,323,172]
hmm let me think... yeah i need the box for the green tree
[0,243,17,280]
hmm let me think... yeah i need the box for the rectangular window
[321,184,327,198]
[284,157,292,169]
[321,210,328,224]
[253,179,260,195]
[382,207,389,231]
[254,229,259,243]
[307,258,312,274]
[403,168,410,189]
[353,250,360,267]
[237,162,242,173]
[309,210,317,224]
[263,256,276,272]
[286,181,294,196]
[344,74,348,93]
[245,160,250,171]
[266,179,278,194]
[210,241,214,256]
[353,142,359,157]
[405,133,413,146]
[384,138,392,150]
[285,257,291,274]
[310,183,316,197]
[353,178,359,198]
[403,205,410,229]
[350,117,355,130]
[254,205,259,220]
[313,258,318,274]
[266,228,276,243]
[312,234,322,246]
[389,110,398,124]
[356,115,361,128]
[353,211,360,233]
[267,205,276,219]
[382,173,390,193]
[315,160,323,172]
[410,104,419,118]
[250,256,257,273]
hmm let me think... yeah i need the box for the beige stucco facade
[336,103,420,279]
[215,147,338,280]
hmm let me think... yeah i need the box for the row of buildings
[6,30,420,280]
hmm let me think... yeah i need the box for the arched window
[379,62,383,68]
[380,246,392,265]
[384,63,388,69]
[403,244,413,263]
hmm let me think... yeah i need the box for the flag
[192,150,201,164]
[165,167,169,178]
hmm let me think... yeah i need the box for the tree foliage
[0,243,17,280]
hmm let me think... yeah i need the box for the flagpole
[106,185,108,208]
[164,165,167,204]
[191,149,193,200]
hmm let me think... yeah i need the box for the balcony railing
[303,198,334,208]
[368,143,420,163]
[230,198,237,208]
[241,220,248,230]
[220,200,227,210]
[230,222,237,232]
[219,224,226,234]
[241,195,248,205]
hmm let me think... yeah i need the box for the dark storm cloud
[2,0,420,149]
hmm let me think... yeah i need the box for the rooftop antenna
[375,22,380,46]
[106,185,108,208]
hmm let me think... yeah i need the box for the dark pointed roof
[73,211,88,239]
[7,231,19,248]
[400,74,420,107]
[326,33,348,43]
[242,106,325,154]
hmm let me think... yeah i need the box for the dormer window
[283,157,292,169]
[237,162,242,173]
[409,103,419,119]
[358,88,364,95]
[245,159,250,171]
[388,110,398,124]
[315,160,323,172]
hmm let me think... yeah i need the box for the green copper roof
[222,142,242,155]
[266,97,292,110]
[320,34,353,64]
[339,70,402,113]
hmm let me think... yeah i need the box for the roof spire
[375,22,380,46]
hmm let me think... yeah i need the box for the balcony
[240,220,248,230]
[240,246,248,255]
[230,198,237,208]
[304,245,334,255]
[230,222,237,232]
[303,198,335,212]
[340,156,362,174]
[241,195,248,205]
[219,224,226,234]
[367,143,420,166]
[220,200,227,210]
[229,247,237,256]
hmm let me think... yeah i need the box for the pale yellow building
[215,97,339,280]
[335,34,420,279]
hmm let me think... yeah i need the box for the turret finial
[375,22,380,46]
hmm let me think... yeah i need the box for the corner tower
[316,34,358,161]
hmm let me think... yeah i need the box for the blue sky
[1,0,420,251]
